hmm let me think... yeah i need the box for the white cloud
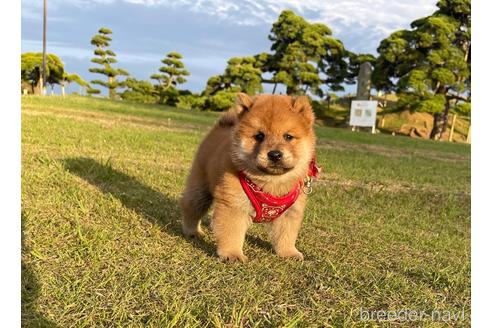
[22,0,436,53]
[155,0,437,52]
[22,0,437,53]
[112,0,437,30]
[22,0,437,27]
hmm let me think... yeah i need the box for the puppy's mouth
[257,164,294,175]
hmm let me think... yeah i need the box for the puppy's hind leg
[179,182,212,238]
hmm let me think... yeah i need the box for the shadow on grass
[62,157,216,257]
[245,234,273,253]
[22,212,60,328]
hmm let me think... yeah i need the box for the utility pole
[41,0,47,95]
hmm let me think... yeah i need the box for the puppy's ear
[236,92,254,115]
[291,96,315,125]
[219,93,254,127]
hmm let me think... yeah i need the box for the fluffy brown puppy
[180,93,316,262]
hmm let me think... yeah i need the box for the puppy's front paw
[217,250,248,263]
[276,248,304,260]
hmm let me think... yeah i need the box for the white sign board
[349,100,378,128]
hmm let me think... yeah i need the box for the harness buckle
[302,176,313,195]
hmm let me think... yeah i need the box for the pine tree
[151,52,189,104]
[88,27,129,99]
[60,73,88,96]
[262,10,350,96]
[372,0,470,139]
[204,56,263,96]
[21,52,64,94]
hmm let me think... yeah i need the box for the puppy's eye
[284,134,294,141]
[254,132,265,142]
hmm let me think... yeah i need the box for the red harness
[239,158,320,223]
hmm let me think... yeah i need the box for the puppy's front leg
[270,196,306,260]
[212,202,251,263]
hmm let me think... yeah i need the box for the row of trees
[198,0,470,138]
[199,10,369,111]
[86,28,190,105]
[21,0,470,139]
[20,27,191,105]
[74,12,370,109]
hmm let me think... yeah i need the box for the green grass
[22,95,470,327]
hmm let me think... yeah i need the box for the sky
[21,0,437,94]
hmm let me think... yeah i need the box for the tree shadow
[62,157,216,257]
[22,212,60,328]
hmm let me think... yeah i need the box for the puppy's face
[232,94,316,176]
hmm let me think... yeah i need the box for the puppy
[179,93,317,262]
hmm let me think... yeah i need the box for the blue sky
[21,0,437,94]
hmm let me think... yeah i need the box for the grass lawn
[21,96,471,327]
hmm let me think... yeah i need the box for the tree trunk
[272,82,277,94]
[430,113,444,140]
[440,99,451,139]
[165,77,173,91]
[61,84,65,97]
[34,77,44,95]
[158,84,165,104]
[430,98,451,140]
[433,82,441,95]
[108,76,115,99]
[159,78,174,105]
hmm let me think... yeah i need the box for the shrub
[176,94,206,110]
[120,79,158,104]
[205,89,240,111]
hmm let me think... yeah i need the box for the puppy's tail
[218,109,238,127]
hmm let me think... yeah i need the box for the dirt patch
[22,106,207,134]
[316,172,470,197]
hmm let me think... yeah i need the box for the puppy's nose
[267,150,283,162]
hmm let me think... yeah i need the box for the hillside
[315,95,471,143]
